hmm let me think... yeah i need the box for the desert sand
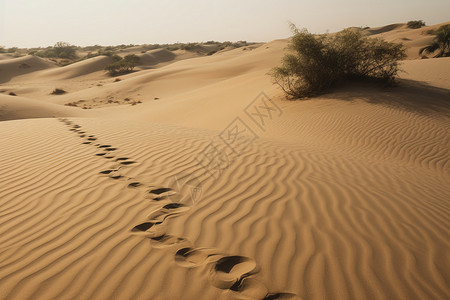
[0,23,449,300]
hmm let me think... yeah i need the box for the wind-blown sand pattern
[1,23,449,300]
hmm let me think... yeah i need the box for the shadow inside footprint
[111,175,123,180]
[88,138,97,141]
[82,142,91,144]
[116,157,129,161]
[162,203,183,209]
[150,188,172,195]
[96,153,106,156]
[98,145,112,148]
[99,170,116,174]
[263,293,302,300]
[121,161,135,165]
[106,148,117,151]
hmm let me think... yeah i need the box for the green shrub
[407,20,425,29]
[419,24,450,57]
[105,54,140,76]
[270,26,406,98]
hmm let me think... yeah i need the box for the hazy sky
[1,0,449,48]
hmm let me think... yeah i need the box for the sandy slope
[368,21,450,59]
[0,23,449,300]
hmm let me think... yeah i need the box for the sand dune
[0,22,449,300]
[36,55,115,79]
[365,23,406,35]
[0,94,84,121]
[369,21,450,59]
[0,55,56,83]
[137,48,177,69]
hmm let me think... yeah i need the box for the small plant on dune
[18,63,31,69]
[270,25,406,98]
[419,24,450,57]
[407,20,426,29]
[105,54,140,76]
[51,88,67,95]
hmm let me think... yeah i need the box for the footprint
[120,161,135,165]
[82,142,91,145]
[99,169,117,175]
[175,247,222,268]
[104,156,115,159]
[208,256,258,289]
[149,188,172,195]
[131,222,166,238]
[106,148,117,151]
[128,182,141,188]
[79,135,86,138]
[150,235,191,249]
[110,175,123,180]
[153,196,167,201]
[88,138,97,141]
[116,157,129,161]
[222,277,269,300]
[147,203,190,222]
[95,153,107,156]
[98,145,112,148]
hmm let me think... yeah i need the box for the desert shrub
[35,42,76,59]
[105,54,140,76]
[407,20,426,29]
[51,88,67,95]
[9,92,17,96]
[98,49,115,56]
[112,55,122,62]
[53,42,76,59]
[419,24,450,57]
[270,26,406,98]
[0,46,5,53]
[6,47,18,53]
[166,45,180,51]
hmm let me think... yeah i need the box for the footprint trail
[58,118,301,300]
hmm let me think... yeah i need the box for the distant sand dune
[0,55,56,83]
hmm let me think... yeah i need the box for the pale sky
[1,0,449,48]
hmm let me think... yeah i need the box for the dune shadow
[321,79,450,116]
